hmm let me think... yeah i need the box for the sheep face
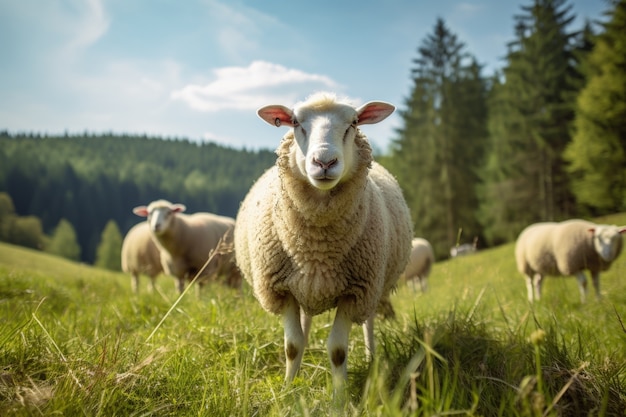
[133,200,186,236]
[589,225,626,262]
[257,93,395,191]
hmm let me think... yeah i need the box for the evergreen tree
[46,218,81,261]
[480,0,579,243]
[94,220,123,271]
[0,192,16,241]
[565,0,626,213]
[388,18,488,258]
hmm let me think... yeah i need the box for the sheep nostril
[313,158,338,170]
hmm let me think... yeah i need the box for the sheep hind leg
[300,309,312,347]
[532,273,544,301]
[575,272,589,303]
[283,296,305,383]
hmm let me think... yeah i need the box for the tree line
[1,0,625,264]
[0,133,275,264]
[384,0,625,258]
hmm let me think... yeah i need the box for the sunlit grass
[1,213,625,416]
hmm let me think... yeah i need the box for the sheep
[234,92,413,389]
[133,200,242,293]
[121,221,163,293]
[450,236,478,258]
[403,238,435,292]
[515,219,626,303]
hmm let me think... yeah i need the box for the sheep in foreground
[121,221,163,293]
[403,238,434,292]
[133,200,241,293]
[235,92,413,388]
[515,219,626,303]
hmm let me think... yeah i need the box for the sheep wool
[515,219,626,302]
[121,221,163,293]
[134,200,241,293]
[403,237,434,292]
[235,92,412,387]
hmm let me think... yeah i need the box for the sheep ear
[587,227,596,234]
[356,101,395,125]
[133,206,149,217]
[172,204,186,213]
[257,105,296,127]
[619,227,626,234]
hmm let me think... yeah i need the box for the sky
[0,0,608,152]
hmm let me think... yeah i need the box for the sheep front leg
[283,296,305,382]
[327,303,352,386]
[131,273,140,294]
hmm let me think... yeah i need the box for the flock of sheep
[119,92,626,392]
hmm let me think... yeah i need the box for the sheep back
[235,132,412,324]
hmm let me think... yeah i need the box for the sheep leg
[131,273,140,294]
[148,276,157,294]
[575,272,588,303]
[532,273,543,301]
[283,296,305,382]
[590,271,602,300]
[327,302,352,386]
[300,309,312,347]
[524,274,535,302]
[362,314,375,361]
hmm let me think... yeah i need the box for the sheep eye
[292,118,299,127]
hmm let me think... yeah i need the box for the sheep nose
[312,157,338,170]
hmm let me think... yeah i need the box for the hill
[1,213,625,415]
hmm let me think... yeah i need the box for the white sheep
[234,92,413,388]
[450,236,478,258]
[515,219,626,303]
[121,221,163,293]
[133,200,241,293]
[404,238,434,292]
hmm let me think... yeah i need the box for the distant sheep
[404,238,435,292]
[450,236,478,258]
[133,200,241,293]
[121,221,163,293]
[515,219,626,303]
[235,92,413,387]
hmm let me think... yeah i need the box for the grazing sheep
[515,219,626,303]
[450,236,478,258]
[133,200,241,293]
[404,238,435,292]
[121,221,163,293]
[235,92,413,388]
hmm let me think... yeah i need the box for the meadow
[1,213,625,416]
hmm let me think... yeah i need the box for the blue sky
[0,0,607,152]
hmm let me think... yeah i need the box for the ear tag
[275,118,281,127]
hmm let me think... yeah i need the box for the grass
[1,213,626,416]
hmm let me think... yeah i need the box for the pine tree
[388,18,488,258]
[565,0,626,213]
[94,220,123,271]
[46,218,81,261]
[480,0,579,243]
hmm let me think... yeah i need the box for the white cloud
[170,60,341,112]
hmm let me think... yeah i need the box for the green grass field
[1,214,625,416]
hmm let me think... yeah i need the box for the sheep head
[258,92,394,191]
[588,225,626,262]
[133,200,186,236]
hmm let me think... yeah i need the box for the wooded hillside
[0,131,275,263]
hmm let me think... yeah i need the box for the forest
[1,0,625,263]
